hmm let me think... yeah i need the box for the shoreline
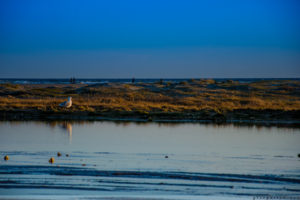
[1,110,299,127]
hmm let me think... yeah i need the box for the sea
[0,78,299,85]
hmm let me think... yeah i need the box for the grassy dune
[0,79,300,123]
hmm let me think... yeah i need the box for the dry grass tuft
[0,80,299,116]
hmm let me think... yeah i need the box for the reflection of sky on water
[0,121,299,155]
[0,121,299,197]
[0,121,300,175]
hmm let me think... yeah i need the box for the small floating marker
[49,157,55,164]
[57,152,62,157]
[4,155,9,161]
[66,154,69,157]
[298,154,300,158]
[82,164,86,166]
[165,155,168,159]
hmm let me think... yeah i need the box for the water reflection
[60,121,72,143]
[44,121,73,143]
[0,121,300,197]
[0,120,299,171]
[4,119,300,130]
[1,120,298,154]
[34,120,300,134]
[4,120,299,134]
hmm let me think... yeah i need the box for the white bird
[59,97,72,108]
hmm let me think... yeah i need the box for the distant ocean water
[0,78,299,85]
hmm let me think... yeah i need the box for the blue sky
[0,0,300,78]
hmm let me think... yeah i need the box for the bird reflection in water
[45,121,73,143]
[59,121,72,143]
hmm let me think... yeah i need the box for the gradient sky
[0,0,300,78]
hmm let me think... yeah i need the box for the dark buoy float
[49,157,55,164]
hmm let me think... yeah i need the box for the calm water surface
[0,121,299,199]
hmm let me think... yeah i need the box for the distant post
[70,77,76,84]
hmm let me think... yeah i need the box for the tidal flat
[0,79,299,125]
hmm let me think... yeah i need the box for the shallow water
[0,121,299,199]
